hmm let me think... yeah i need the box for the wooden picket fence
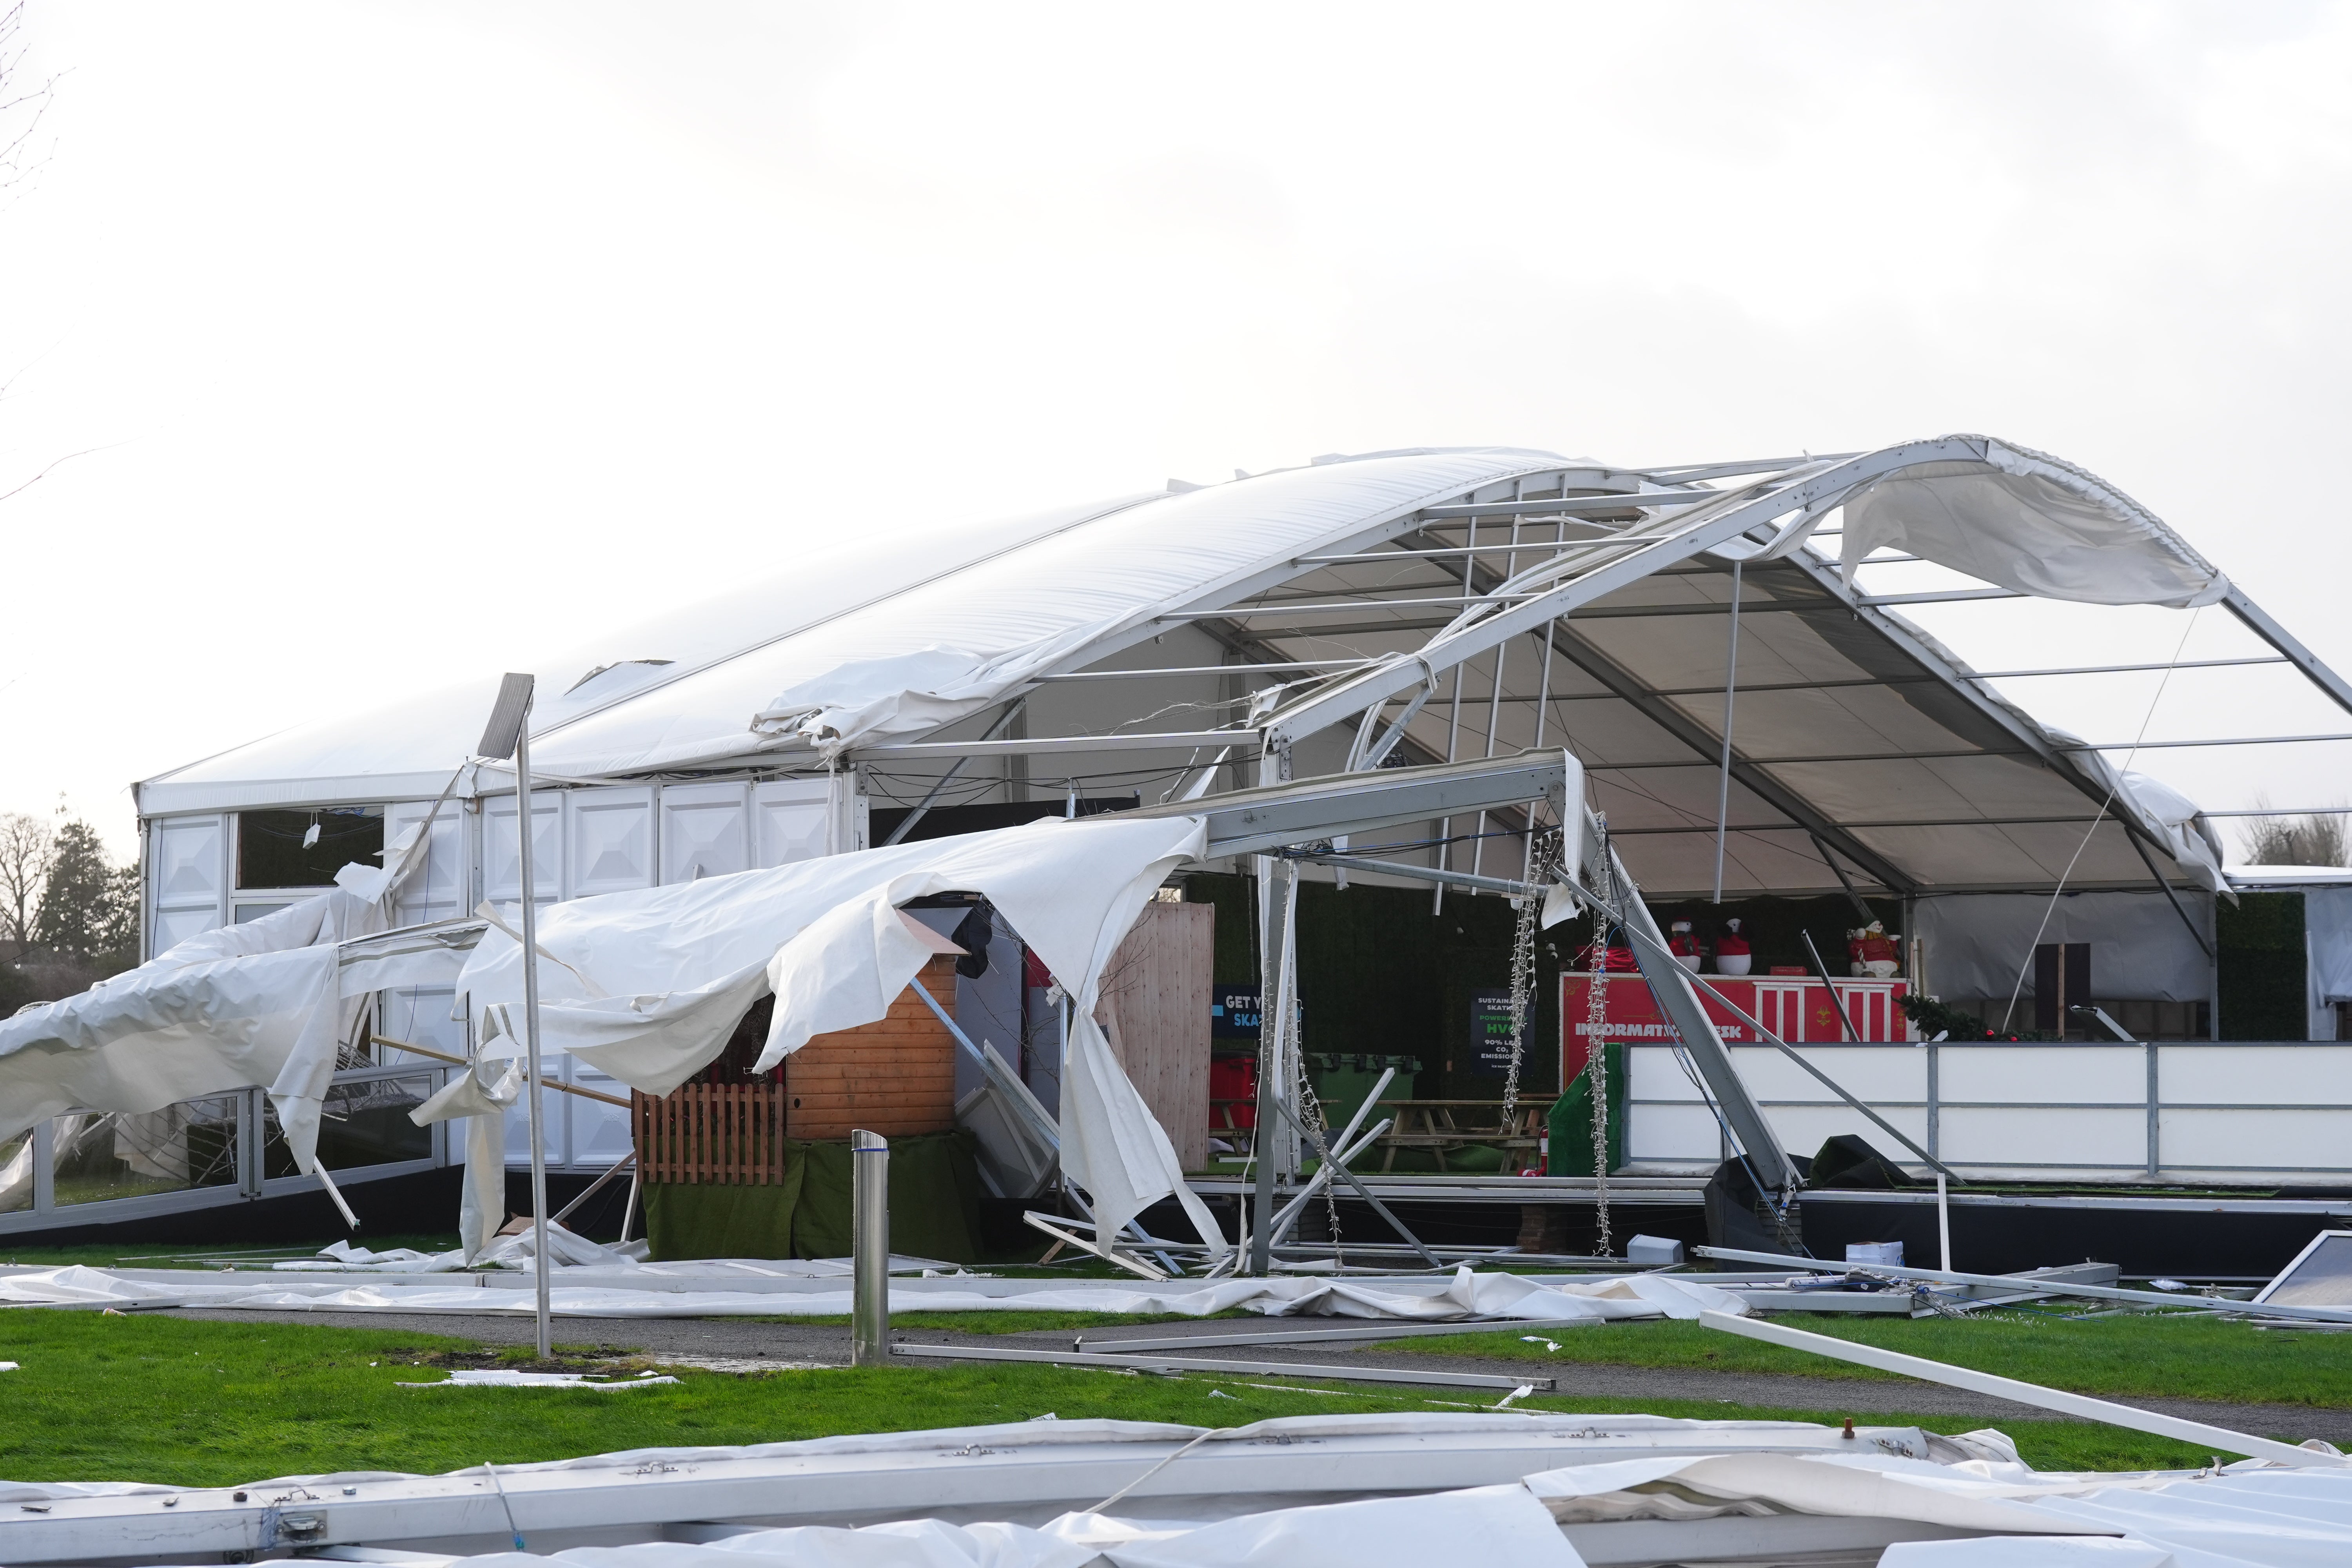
[632,1082,788,1185]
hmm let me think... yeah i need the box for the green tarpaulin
[643,1131,987,1263]
[1546,1041,1625,1176]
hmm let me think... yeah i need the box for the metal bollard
[850,1129,889,1367]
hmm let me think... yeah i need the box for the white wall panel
[1625,1103,1720,1163]
[482,795,563,907]
[569,1062,633,1165]
[754,778,834,867]
[377,989,465,1059]
[151,906,221,955]
[2162,1109,2352,1172]
[1940,1045,2141,1104]
[1943,1106,2145,1166]
[1763,1106,1932,1158]
[149,815,226,957]
[659,782,750,884]
[2163,1046,2352,1105]
[504,1060,569,1167]
[1627,1045,1708,1102]
[385,799,467,926]
[1727,1045,1926,1103]
[568,787,656,897]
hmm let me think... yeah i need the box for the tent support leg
[1248,855,1297,1276]
[2129,831,2215,960]
[1712,561,1741,902]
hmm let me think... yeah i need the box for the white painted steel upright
[478,673,553,1361]
[851,1129,889,1366]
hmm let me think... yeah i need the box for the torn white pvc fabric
[399,1370,680,1390]
[455,812,1220,1252]
[0,1264,1747,1322]
[1840,438,2229,610]
[0,826,433,1173]
[1525,1451,2352,1566]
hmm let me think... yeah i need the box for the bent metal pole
[476,672,552,1361]
[851,1129,890,1366]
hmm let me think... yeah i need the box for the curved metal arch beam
[1258,438,1988,754]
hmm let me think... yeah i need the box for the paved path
[168,1307,2352,1447]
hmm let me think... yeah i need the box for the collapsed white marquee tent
[0,812,1227,1253]
[138,435,2328,916]
[15,433,2352,1235]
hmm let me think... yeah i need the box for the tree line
[0,811,140,1014]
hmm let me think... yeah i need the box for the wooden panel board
[785,953,960,1140]
[1096,899,1214,1170]
[633,1082,787,1185]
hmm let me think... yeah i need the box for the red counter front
[1560,972,1911,1076]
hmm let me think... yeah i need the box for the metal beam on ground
[1695,1309,2348,1467]
[1695,1245,2352,1326]
[889,1341,1550,1392]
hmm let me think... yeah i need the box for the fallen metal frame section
[1695,1244,2352,1325]
[1697,1307,2352,1467]
[888,1339,1548,1392]
[0,1412,1975,1567]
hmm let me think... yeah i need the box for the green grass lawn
[0,1307,2254,1486]
[1387,1310,2352,1409]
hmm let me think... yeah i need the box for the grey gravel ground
[165,1307,2352,1446]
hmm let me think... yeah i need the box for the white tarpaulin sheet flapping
[1840,438,2229,610]
[450,811,1221,1254]
[0,825,434,1172]
[0,1262,1748,1322]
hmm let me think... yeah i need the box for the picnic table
[1373,1098,1556,1171]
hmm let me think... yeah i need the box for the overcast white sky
[4,2,2350,858]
